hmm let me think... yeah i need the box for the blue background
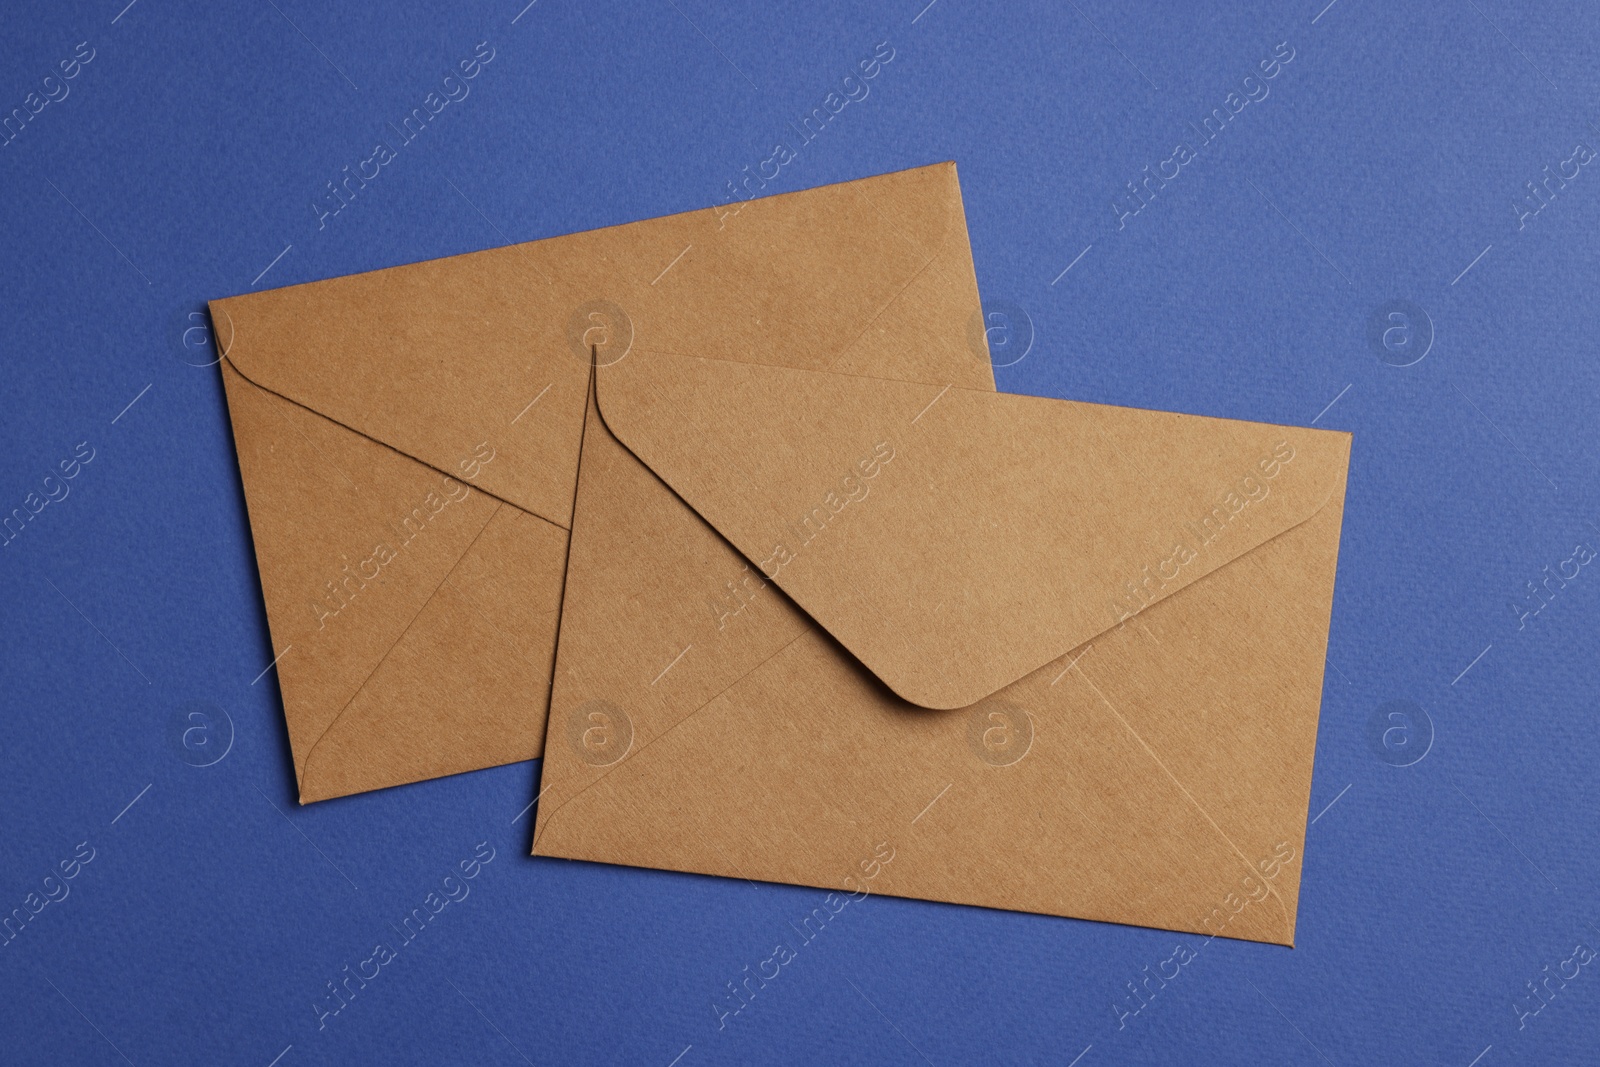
[3,1,1598,1063]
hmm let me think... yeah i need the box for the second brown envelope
[212,162,985,802]
[532,293,1351,947]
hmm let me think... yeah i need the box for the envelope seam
[260,379,368,502]
[825,246,947,379]
[1068,660,1295,942]
[298,502,503,796]
[531,626,815,852]
[1105,474,1347,642]
[223,355,572,533]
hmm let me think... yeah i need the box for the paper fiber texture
[533,302,1350,947]
[213,162,984,802]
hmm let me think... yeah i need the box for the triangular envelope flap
[218,361,503,783]
[211,163,969,530]
[596,352,1351,710]
[213,260,591,529]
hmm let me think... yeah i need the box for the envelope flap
[218,359,505,782]
[210,163,982,532]
[596,351,1351,709]
[212,254,591,530]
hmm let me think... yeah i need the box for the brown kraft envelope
[212,162,988,802]
[532,306,1351,946]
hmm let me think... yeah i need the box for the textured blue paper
[3,1,1598,1063]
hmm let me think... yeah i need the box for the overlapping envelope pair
[214,163,1349,945]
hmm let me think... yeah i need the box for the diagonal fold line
[297,503,504,782]
[825,248,954,383]
[598,352,1348,702]
[1069,662,1294,940]
[532,627,814,849]
[225,356,572,532]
